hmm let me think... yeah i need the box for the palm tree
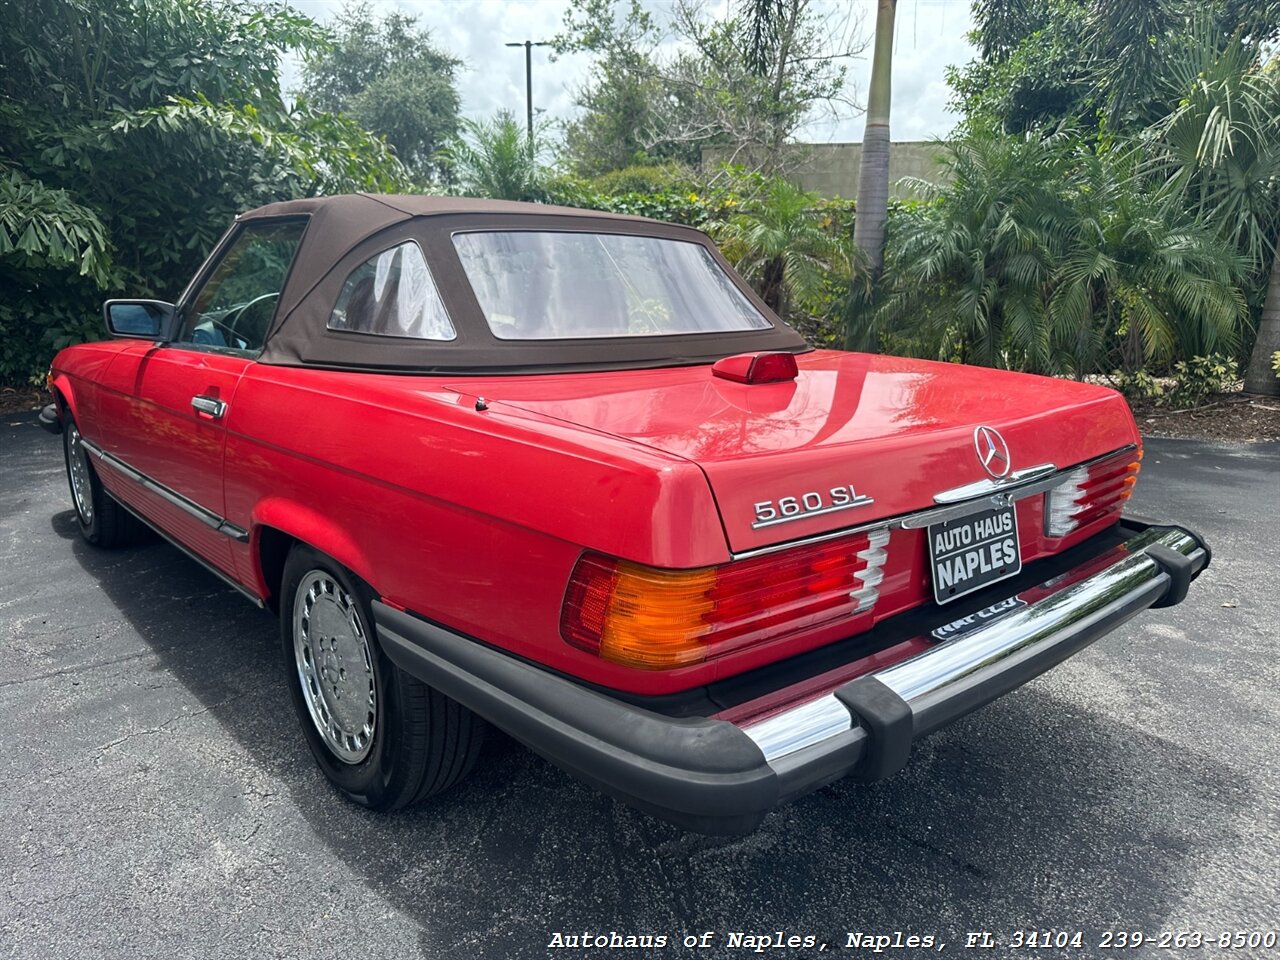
[843,0,897,350]
[439,110,547,202]
[714,177,844,322]
[1147,31,1280,395]
[739,0,785,77]
[873,130,1247,375]
[873,130,1071,369]
[1053,148,1247,372]
[1253,270,1280,394]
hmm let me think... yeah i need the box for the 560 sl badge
[752,484,875,529]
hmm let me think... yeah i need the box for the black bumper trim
[374,603,779,835]
[1146,542,1197,608]
[374,519,1209,836]
[837,676,913,781]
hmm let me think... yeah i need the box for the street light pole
[505,40,550,157]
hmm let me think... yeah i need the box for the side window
[180,220,306,353]
[328,241,456,341]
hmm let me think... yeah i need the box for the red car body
[43,196,1209,834]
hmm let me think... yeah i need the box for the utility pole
[505,40,551,157]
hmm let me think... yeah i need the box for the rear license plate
[928,505,1022,605]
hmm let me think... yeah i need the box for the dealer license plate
[927,505,1022,605]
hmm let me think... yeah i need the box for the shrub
[544,175,741,229]
[714,178,847,322]
[438,110,550,202]
[1112,353,1238,409]
[589,164,696,196]
[1111,368,1166,405]
[1164,353,1238,408]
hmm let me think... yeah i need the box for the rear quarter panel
[222,365,729,694]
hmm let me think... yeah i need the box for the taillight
[712,352,800,384]
[1045,448,1142,537]
[560,530,892,670]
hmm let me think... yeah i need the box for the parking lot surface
[2,412,1277,959]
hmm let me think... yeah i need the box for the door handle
[191,395,227,419]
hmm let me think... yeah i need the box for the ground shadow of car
[51,508,1247,959]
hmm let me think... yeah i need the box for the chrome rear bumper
[742,524,1207,779]
[379,520,1208,836]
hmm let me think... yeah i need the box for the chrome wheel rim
[292,571,377,764]
[67,423,93,524]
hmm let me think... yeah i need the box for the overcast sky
[283,0,976,143]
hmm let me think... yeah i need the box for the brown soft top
[228,194,809,374]
[241,192,668,225]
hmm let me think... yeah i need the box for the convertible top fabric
[228,194,809,373]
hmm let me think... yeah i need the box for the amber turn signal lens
[561,556,715,668]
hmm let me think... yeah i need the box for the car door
[99,218,307,578]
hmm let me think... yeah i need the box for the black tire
[62,413,150,548]
[279,544,485,810]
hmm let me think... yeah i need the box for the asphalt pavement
[1,411,1277,960]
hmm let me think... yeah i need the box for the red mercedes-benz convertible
[42,195,1209,834]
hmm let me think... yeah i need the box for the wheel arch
[48,373,80,424]
[249,498,379,611]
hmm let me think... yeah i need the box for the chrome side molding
[79,436,250,543]
[109,495,265,608]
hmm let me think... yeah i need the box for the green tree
[872,129,1247,375]
[440,111,549,202]
[0,0,407,385]
[299,2,460,177]
[552,0,660,176]
[950,0,1280,136]
[731,0,886,345]
[714,177,845,321]
[948,1,1098,135]
[554,0,859,176]
[1146,29,1280,395]
[661,0,856,168]
[940,0,1280,386]
[1054,148,1247,372]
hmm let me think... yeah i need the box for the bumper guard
[375,521,1208,835]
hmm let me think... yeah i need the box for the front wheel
[62,414,149,547]
[280,544,485,810]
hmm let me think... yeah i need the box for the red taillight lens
[560,530,890,669]
[1045,447,1142,537]
[712,352,799,384]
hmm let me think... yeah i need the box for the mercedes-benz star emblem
[973,425,1011,479]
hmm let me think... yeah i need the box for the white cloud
[283,0,975,144]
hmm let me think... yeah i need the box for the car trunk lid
[455,349,1139,555]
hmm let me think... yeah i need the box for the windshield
[452,231,772,340]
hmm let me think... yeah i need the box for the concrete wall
[700,141,950,200]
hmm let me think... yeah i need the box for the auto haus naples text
[546,930,943,951]
[932,511,1018,592]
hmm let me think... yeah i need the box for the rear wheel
[62,415,149,547]
[280,544,485,810]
